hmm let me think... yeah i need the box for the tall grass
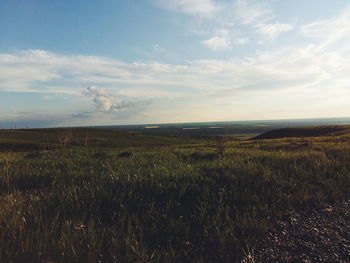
[0,137,349,262]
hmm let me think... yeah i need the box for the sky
[0,0,350,128]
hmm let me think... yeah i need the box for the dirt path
[255,200,350,262]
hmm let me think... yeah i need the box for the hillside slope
[251,126,350,140]
[0,128,205,151]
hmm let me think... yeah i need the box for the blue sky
[1,0,350,128]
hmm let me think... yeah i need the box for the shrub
[118,151,133,158]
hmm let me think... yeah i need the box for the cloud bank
[1,5,350,126]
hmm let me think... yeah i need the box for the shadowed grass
[0,130,349,262]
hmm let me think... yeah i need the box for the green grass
[0,128,350,262]
[0,128,208,152]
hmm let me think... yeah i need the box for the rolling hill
[0,128,206,151]
[251,126,350,140]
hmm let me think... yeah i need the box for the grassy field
[0,127,350,262]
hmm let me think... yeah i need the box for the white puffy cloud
[84,86,114,111]
[84,86,139,112]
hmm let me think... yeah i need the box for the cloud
[84,86,140,112]
[84,86,114,111]
[154,0,289,47]
[233,0,274,25]
[0,45,348,100]
[117,88,185,99]
[0,42,349,125]
[202,36,232,51]
[154,0,222,18]
[233,1,293,40]
[0,50,189,99]
[152,44,179,61]
[156,0,274,24]
[301,6,350,50]
[0,50,129,94]
[254,23,294,39]
[233,37,250,45]
[301,8,350,39]
[201,28,236,51]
